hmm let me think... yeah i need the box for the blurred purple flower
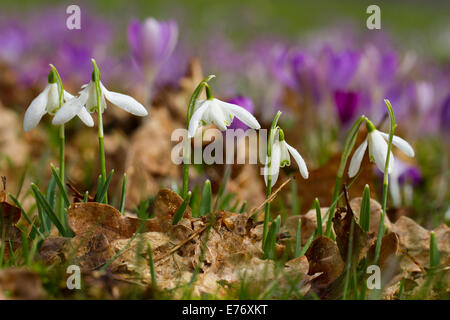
[440,94,450,132]
[227,96,255,131]
[325,48,360,90]
[0,22,29,63]
[398,166,422,186]
[127,17,178,84]
[333,90,359,125]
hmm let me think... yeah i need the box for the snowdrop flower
[348,119,414,178]
[264,129,308,188]
[53,75,148,125]
[24,69,93,132]
[188,91,261,138]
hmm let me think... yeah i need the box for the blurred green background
[2,0,449,61]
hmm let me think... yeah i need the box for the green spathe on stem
[373,99,396,264]
[91,58,108,202]
[262,111,282,246]
[182,75,216,198]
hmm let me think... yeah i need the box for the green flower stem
[373,100,396,264]
[92,59,107,203]
[263,111,282,246]
[58,124,65,212]
[182,75,216,198]
[325,115,366,238]
[50,65,66,217]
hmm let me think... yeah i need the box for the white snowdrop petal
[348,139,368,178]
[23,85,50,132]
[220,100,261,129]
[188,101,210,138]
[210,103,229,131]
[63,90,75,101]
[52,96,84,125]
[76,107,95,127]
[268,141,281,188]
[379,132,415,157]
[279,141,291,167]
[46,83,60,114]
[285,142,309,179]
[103,88,148,117]
[369,130,393,174]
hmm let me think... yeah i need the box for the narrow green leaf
[263,215,281,260]
[199,180,212,216]
[96,170,114,203]
[147,243,157,288]
[31,184,68,237]
[429,231,440,269]
[9,194,45,239]
[290,179,299,215]
[172,192,192,225]
[239,201,247,213]
[360,184,371,233]
[314,198,322,237]
[45,173,57,210]
[50,164,70,208]
[119,173,127,215]
[294,218,302,258]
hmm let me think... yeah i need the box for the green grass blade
[172,191,192,225]
[119,173,127,214]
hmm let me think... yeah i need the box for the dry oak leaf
[392,216,450,271]
[284,207,329,246]
[0,268,45,300]
[305,236,345,290]
[0,190,22,260]
[40,236,70,265]
[68,202,160,241]
[152,188,192,232]
[333,207,376,266]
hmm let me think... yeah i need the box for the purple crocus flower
[398,166,422,187]
[227,96,255,131]
[333,90,359,125]
[325,48,361,90]
[440,94,450,132]
[127,18,178,85]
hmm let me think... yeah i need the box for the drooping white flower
[348,120,414,178]
[52,80,148,125]
[24,75,94,132]
[188,98,260,138]
[264,129,308,188]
